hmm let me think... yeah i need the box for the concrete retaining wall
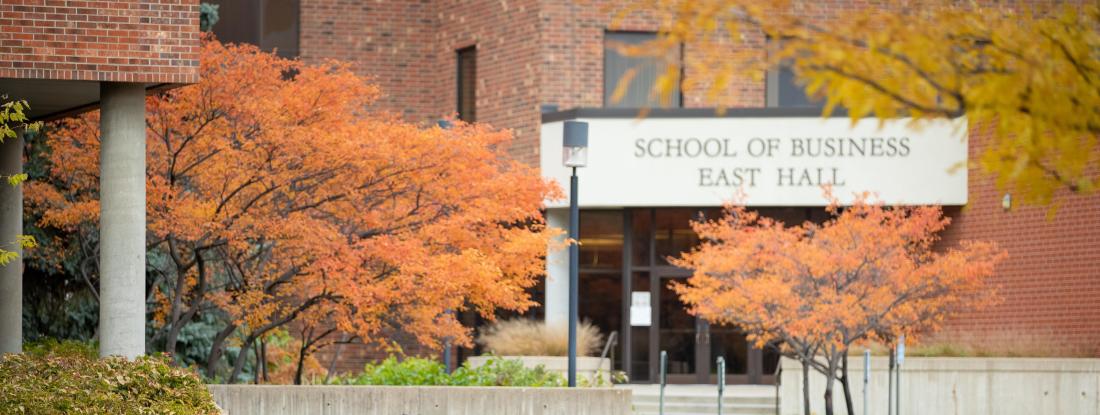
[778,356,1100,415]
[208,385,632,415]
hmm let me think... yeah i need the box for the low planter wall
[208,385,631,415]
[466,355,612,385]
[778,356,1100,415]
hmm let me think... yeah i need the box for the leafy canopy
[27,39,562,382]
[673,194,1005,414]
[615,1,1099,205]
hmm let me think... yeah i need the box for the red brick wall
[433,0,542,164]
[299,0,542,163]
[299,0,437,121]
[0,0,200,84]
[938,130,1100,357]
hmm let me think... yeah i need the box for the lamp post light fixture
[562,120,588,387]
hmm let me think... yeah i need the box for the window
[765,38,821,108]
[261,0,300,58]
[210,0,299,58]
[456,47,477,122]
[603,32,681,108]
[767,64,822,108]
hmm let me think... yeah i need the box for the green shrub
[0,346,220,415]
[339,356,452,386]
[450,357,564,387]
[332,356,565,387]
[23,339,98,359]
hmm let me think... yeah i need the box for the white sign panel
[540,116,967,208]
[630,291,651,327]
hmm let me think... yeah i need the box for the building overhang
[540,108,968,209]
[0,78,183,122]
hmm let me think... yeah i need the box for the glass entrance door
[654,269,708,383]
[652,268,763,384]
[611,208,787,384]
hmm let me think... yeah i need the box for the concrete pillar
[0,133,22,354]
[98,82,146,359]
[544,208,569,327]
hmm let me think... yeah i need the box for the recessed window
[765,38,822,108]
[768,64,823,108]
[603,32,682,108]
[209,0,299,58]
[456,46,477,122]
[261,0,300,58]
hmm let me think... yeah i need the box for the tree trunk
[229,334,259,383]
[261,340,269,383]
[841,352,855,415]
[802,358,812,415]
[823,355,839,415]
[294,342,308,385]
[164,317,185,362]
[205,324,238,379]
[253,341,263,384]
[888,347,896,415]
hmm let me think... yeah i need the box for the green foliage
[0,96,40,142]
[21,128,101,342]
[0,348,219,414]
[199,3,220,32]
[338,356,451,386]
[23,339,98,360]
[331,356,566,387]
[21,267,99,343]
[450,357,565,387]
[0,96,40,267]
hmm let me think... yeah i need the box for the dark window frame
[602,30,684,108]
[764,37,823,109]
[209,0,300,58]
[456,46,477,122]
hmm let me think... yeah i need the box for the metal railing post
[717,356,726,415]
[660,350,667,415]
[863,349,870,415]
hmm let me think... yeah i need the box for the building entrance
[577,208,811,384]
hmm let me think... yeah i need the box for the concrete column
[0,133,22,354]
[98,82,146,359]
[544,208,569,327]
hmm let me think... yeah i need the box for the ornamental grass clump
[0,340,220,415]
[476,318,604,356]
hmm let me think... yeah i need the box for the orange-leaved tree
[672,194,1005,415]
[27,39,561,383]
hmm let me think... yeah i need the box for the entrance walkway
[616,384,777,415]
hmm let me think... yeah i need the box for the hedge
[0,340,220,415]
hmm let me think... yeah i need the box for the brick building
[215,0,1097,384]
[0,0,201,358]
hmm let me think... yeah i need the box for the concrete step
[632,395,776,405]
[633,409,778,411]
[618,384,778,415]
[633,402,775,412]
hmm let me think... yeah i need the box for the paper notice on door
[630,291,651,326]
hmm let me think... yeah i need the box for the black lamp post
[562,121,588,387]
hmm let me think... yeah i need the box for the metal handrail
[591,331,618,385]
[717,356,726,415]
[659,350,667,415]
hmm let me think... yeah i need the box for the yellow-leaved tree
[614,1,1098,206]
